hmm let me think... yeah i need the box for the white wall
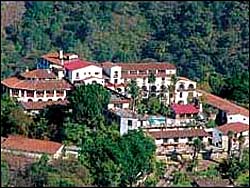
[227,114,249,125]
[120,117,138,136]
[69,65,102,84]
[110,66,122,84]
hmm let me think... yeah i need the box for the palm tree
[192,137,203,172]
[227,130,234,158]
[169,75,178,104]
[148,72,156,98]
[238,135,245,162]
[192,137,203,162]
[127,80,139,112]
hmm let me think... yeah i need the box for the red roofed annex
[1,135,64,159]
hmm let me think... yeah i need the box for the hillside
[1,1,249,108]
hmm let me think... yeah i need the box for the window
[130,70,137,75]
[163,138,168,143]
[124,78,127,82]
[230,117,232,120]
[76,72,79,78]
[162,77,165,81]
[158,70,165,73]
[114,79,118,84]
[180,92,183,98]
[188,137,193,142]
[174,138,178,143]
[89,72,91,75]
[114,71,118,78]
[243,118,246,121]
[95,72,99,75]
[84,72,86,75]
[128,120,133,126]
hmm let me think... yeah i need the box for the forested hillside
[1,1,249,108]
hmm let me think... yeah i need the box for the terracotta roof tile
[20,69,56,79]
[122,72,172,79]
[194,178,231,187]
[101,62,116,68]
[1,76,73,91]
[217,122,249,135]
[149,129,209,139]
[41,52,77,66]
[20,100,69,110]
[199,90,249,117]
[2,135,63,155]
[116,62,176,71]
[171,104,200,114]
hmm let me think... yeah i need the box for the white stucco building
[212,122,249,151]
[1,69,72,103]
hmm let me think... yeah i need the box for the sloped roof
[171,104,200,114]
[217,122,249,135]
[149,129,209,139]
[63,60,94,70]
[2,135,63,155]
[116,62,176,71]
[20,69,56,79]
[1,76,72,90]
[199,90,249,117]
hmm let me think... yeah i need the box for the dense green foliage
[68,84,110,127]
[1,1,249,107]
[1,159,9,187]
[79,128,157,187]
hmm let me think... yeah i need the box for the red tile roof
[1,76,73,91]
[41,52,77,66]
[199,90,249,117]
[105,82,125,88]
[101,62,116,68]
[20,100,69,110]
[171,104,199,114]
[217,122,249,135]
[116,62,176,71]
[121,72,173,79]
[20,69,56,79]
[64,59,94,70]
[2,135,63,155]
[149,129,209,139]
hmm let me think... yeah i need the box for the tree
[26,154,50,187]
[127,80,139,112]
[169,75,178,104]
[148,72,156,98]
[192,137,203,170]
[68,84,110,127]
[147,97,161,115]
[235,171,249,187]
[238,135,245,162]
[227,130,234,158]
[118,130,156,187]
[1,159,9,187]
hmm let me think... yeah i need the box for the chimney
[59,50,64,65]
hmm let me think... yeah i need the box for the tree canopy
[1,1,249,108]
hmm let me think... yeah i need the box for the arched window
[117,88,122,92]
[188,84,194,90]
[58,98,62,101]
[28,99,33,102]
[179,83,185,90]
[160,85,166,91]
[142,86,147,91]
[151,85,157,92]
[38,99,43,102]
